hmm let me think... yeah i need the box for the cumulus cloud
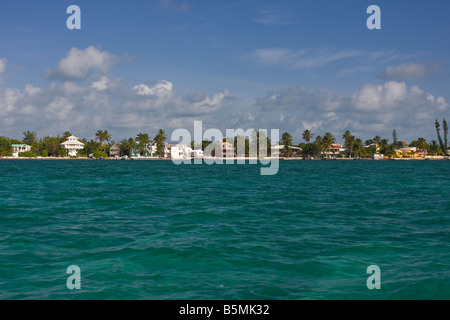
[352,81,408,111]
[0,46,447,146]
[380,62,443,80]
[132,80,173,99]
[0,58,7,74]
[91,76,109,91]
[255,81,448,142]
[46,46,118,81]
[0,77,235,140]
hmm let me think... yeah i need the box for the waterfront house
[164,144,177,158]
[171,145,193,159]
[215,142,234,157]
[109,144,120,158]
[60,135,84,157]
[395,147,420,158]
[131,143,155,157]
[272,145,302,157]
[192,149,203,159]
[323,143,346,158]
[12,144,32,157]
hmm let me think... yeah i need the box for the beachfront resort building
[60,135,85,157]
[12,144,32,157]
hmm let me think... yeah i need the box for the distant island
[1,119,448,161]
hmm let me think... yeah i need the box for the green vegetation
[0,136,13,156]
[118,138,135,156]
[136,133,151,156]
[95,130,111,151]
[19,150,37,158]
[0,121,448,159]
[154,129,167,158]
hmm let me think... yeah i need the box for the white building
[131,143,156,157]
[171,145,193,159]
[323,144,346,157]
[12,144,32,157]
[60,135,85,157]
[192,149,203,159]
[272,145,302,157]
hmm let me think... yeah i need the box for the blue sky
[0,0,449,143]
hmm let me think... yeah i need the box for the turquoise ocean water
[0,160,449,300]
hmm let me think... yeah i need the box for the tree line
[0,118,447,158]
[0,129,168,158]
[277,118,447,158]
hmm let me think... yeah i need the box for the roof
[61,136,84,146]
[12,144,31,147]
[273,145,302,150]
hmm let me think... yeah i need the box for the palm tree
[95,130,111,150]
[63,131,72,139]
[385,143,395,159]
[411,137,429,157]
[119,138,135,156]
[444,118,448,155]
[435,119,445,154]
[302,129,313,143]
[280,132,293,157]
[429,140,443,156]
[280,132,292,146]
[354,138,364,158]
[321,132,335,158]
[136,133,151,156]
[313,135,322,158]
[342,130,355,158]
[154,129,167,158]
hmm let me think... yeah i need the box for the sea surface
[0,159,449,300]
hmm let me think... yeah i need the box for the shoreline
[1,157,448,161]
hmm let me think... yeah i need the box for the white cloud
[255,81,448,142]
[0,58,7,74]
[24,84,41,96]
[132,80,173,98]
[47,46,118,81]
[0,73,239,140]
[0,72,447,144]
[352,81,408,111]
[380,62,443,80]
[0,87,21,113]
[253,48,366,69]
[91,76,109,91]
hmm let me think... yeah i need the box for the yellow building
[395,147,422,158]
